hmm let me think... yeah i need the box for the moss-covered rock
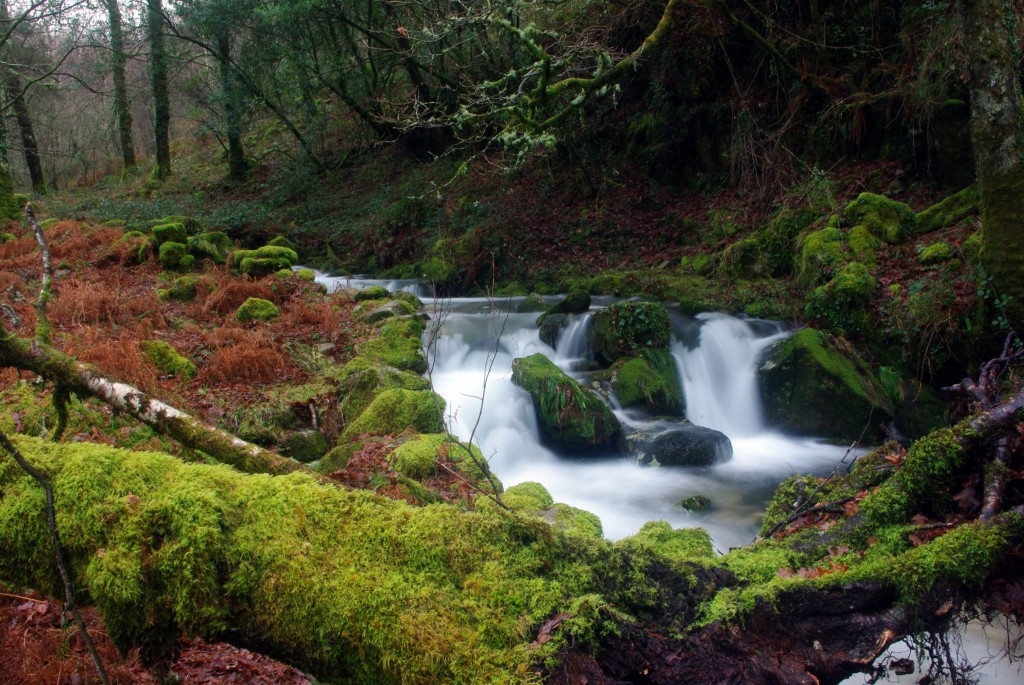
[342,388,445,440]
[502,481,555,511]
[353,285,391,302]
[516,293,548,313]
[151,222,188,246]
[235,297,280,323]
[804,261,877,336]
[296,268,315,281]
[158,274,214,303]
[678,495,712,512]
[591,301,672,366]
[187,232,233,264]
[796,227,846,287]
[390,433,493,484]
[284,430,329,463]
[148,215,201,233]
[624,520,715,562]
[962,230,983,262]
[0,232,16,244]
[757,328,893,440]
[267,234,299,254]
[843,192,917,245]
[538,313,568,349]
[612,350,683,414]
[511,353,620,451]
[916,185,979,233]
[140,340,196,380]
[359,299,417,324]
[918,241,953,265]
[355,317,426,373]
[846,225,881,266]
[333,356,431,425]
[158,241,192,270]
[537,290,591,326]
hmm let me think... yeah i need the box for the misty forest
[1,0,1024,683]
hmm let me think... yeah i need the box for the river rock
[516,293,548,313]
[611,350,684,415]
[627,421,732,467]
[591,301,672,366]
[757,328,893,441]
[511,353,620,452]
[538,313,568,349]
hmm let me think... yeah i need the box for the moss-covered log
[0,324,310,478]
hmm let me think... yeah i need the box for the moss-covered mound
[151,222,187,246]
[355,316,427,373]
[342,388,446,440]
[916,185,978,233]
[391,433,497,485]
[334,356,431,425]
[0,435,699,683]
[612,350,684,415]
[511,353,620,451]
[757,328,893,441]
[187,231,233,264]
[843,192,917,245]
[158,241,193,270]
[236,297,280,322]
[591,301,672,366]
[804,261,877,337]
[140,340,196,380]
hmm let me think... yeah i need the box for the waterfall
[672,313,789,437]
[553,313,594,363]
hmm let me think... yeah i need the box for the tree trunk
[147,0,171,180]
[214,29,247,180]
[4,73,45,194]
[104,0,137,174]
[0,324,314,478]
[961,0,1024,331]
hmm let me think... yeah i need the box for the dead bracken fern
[198,340,286,384]
[205,279,277,315]
[61,330,158,392]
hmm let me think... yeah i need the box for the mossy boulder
[0,232,16,244]
[359,299,417,324]
[140,340,196,380]
[148,215,201,233]
[624,521,715,562]
[510,353,620,451]
[536,290,591,326]
[918,241,953,265]
[296,268,315,281]
[151,222,188,246]
[285,430,329,463]
[355,317,426,373]
[391,434,497,485]
[538,313,568,349]
[236,297,280,323]
[591,301,672,366]
[516,293,548,313]
[757,328,893,440]
[353,285,391,302]
[267,234,299,255]
[158,274,213,302]
[847,225,881,266]
[158,241,192,270]
[916,185,979,233]
[333,357,431,425]
[612,350,683,414]
[502,481,555,511]
[187,232,233,264]
[843,192,917,245]
[342,388,445,440]
[797,227,846,287]
[678,495,712,513]
[626,422,732,467]
[546,504,603,538]
[804,262,877,336]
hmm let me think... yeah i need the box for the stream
[313,272,1020,683]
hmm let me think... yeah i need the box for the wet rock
[538,313,568,349]
[627,420,732,467]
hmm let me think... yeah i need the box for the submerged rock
[511,353,620,451]
[626,420,733,467]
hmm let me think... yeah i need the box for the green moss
[342,388,445,440]
[148,215,202,233]
[332,356,431,425]
[516,293,548,313]
[151,222,187,246]
[284,430,329,463]
[758,328,893,440]
[591,301,672,365]
[511,353,620,450]
[353,285,391,302]
[502,482,555,511]
[255,244,299,265]
[918,241,953,265]
[355,317,427,373]
[797,227,846,287]
[624,521,714,563]
[804,261,877,336]
[612,351,683,414]
[0,232,15,243]
[267,235,299,254]
[846,225,881,265]
[359,299,417,325]
[392,435,440,479]
[158,241,191,270]
[140,340,196,380]
[228,249,258,268]
[0,165,22,221]
[317,440,363,474]
[962,230,983,262]
[550,504,603,538]
[296,268,315,281]
[187,232,233,264]
[843,192,917,244]
[235,297,280,323]
[158,274,213,302]
[916,185,979,233]
[537,290,591,326]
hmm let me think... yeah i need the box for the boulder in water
[536,290,591,327]
[611,350,684,415]
[537,313,568,349]
[626,420,732,467]
[511,353,620,452]
[757,328,893,441]
[591,301,672,366]
[516,293,548,313]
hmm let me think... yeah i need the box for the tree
[147,0,171,179]
[961,0,1024,333]
[103,0,136,174]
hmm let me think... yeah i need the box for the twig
[762,497,855,539]
[0,428,111,685]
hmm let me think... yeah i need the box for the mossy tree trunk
[4,72,45,193]
[104,0,137,174]
[214,27,247,180]
[147,0,172,180]
[961,0,1024,331]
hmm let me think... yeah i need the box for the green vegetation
[140,340,196,380]
[591,301,672,365]
[612,351,683,414]
[342,388,446,440]
[236,297,280,322]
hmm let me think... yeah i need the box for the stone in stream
[626,420,733,467]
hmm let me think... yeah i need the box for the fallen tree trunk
[0,324,312,478]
